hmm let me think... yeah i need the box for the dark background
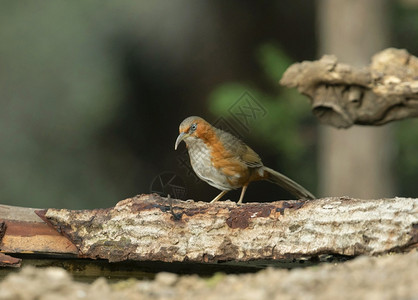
[0,0,417,209]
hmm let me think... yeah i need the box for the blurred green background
[0,1,417,209]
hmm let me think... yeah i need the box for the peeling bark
[0,204,77,255]
[36,194,418,263]
[0,253,21,268]
[0,221,21,267]
[280,48,418,128]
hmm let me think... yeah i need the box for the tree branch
[280,48,418,128]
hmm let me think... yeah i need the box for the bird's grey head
[174,116,209,150]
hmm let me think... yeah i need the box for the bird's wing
[216,128,263,168]
[240,144,263,168]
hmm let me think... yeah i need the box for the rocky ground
[0,251,417,300]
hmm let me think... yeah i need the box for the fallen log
[39,195,418,262]
[1,195,417,268]
[280,48,418,128]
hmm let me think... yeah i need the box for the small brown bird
[175,116,315,204]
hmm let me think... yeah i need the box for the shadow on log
[280,48,418,128]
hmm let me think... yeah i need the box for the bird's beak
[175,132,188,150]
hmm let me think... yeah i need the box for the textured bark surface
[280,48,418,128]
[36,194,418,263]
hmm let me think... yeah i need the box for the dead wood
[31,194,418,263]
[280,48,418,128]
[1,195,417,267]
[0,204,78,262]
[0,253,21,268]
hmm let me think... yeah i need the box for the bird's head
[174,116,212,150]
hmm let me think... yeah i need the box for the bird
[174,116,315,204]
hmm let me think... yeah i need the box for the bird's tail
[262,166,315,200]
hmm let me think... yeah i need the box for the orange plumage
[175,116,315,204]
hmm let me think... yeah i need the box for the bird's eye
[190,123,197,132]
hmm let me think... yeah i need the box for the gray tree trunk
[317,0,394,198]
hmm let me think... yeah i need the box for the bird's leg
[210,190,228,203]
[237,185,248,205]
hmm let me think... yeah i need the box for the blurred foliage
[0,1,417,210]
[0,1,319,209]
[0,2,121,208]
[395,119,418,196]
[209,44,316,191]
[393,1,418,53]
[392,1,418,196]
